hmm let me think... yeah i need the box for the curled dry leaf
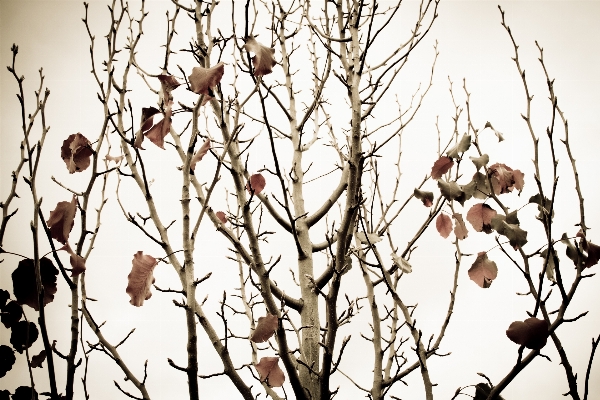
[157,74,181,105]
[484,121,505,142]
[10,321,38,354]
[190,138,211,171]
[489,163,524,195]
[466,203,497,234]
[540,248,557,282]
[356,231,382,244]
[251,314,278,343]
[435,213,452,239]
[562,233,584,267]
[188,62,225,102]
[135,107,161,149]
[468,252,498,288]
[506,317,549,350]
[144,102,173,150]
[577,230,600,268]
[246,173,266,195]
[126,251,158,307]
[1,301,23,329]
[59,243,86,277]
[391,253,412,273]
[414,188,434,207]
[244,36,277,77]
[30,350,46,368]
[61,133,93,174]
[216,211,228,224]
[453,213,468,240]
[431,156,454,180]
[446,134,471,159]
[12,258,58,311]
[0,345,16,378]
[47,195,77,245]
[255,357,285,387]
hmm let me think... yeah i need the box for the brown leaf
[251,314,278,343]
[61,133,93,174]
[446,134,471,159]
[468,252,498,288]
[506,317,548,350]
[46,195,77,245]
[437,180,466,205]
[145,103,173,150]
[157,74,181,105]
[188,63,225,100]
[126,252,158,307]
[12,258,58,311]
[104,154,124,164]
[216,211,228,224]
[414,188,433,207]
[435,213,452,239]
[30,350,46,368]
[489,163,524,195]
[59,243,86,277]
[243,36,277,77]
[453,213,468,240]
[246,173,266,195]
[190,139,211,171]
[431,156,454,180]
[470,154,489,171]
[466,203,497,234]
[577,230,600,268]
[255,357,285,387]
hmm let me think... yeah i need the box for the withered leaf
[491,215,527,249]
[431,156,454,180]
[577,230,600,268]
[391,253,412,273]
[251,314,278,343]
[12,258,58,311]
[435,213,452,239]
[506,317,549,350]
[47,195,77,245]
[484,121,505,142]
[190,138,211,171]
[540,248,557,282]
[145,103,173,150]
[453,213,468,240]
[446,134,471,159]
[188,62,225,99]
[215,211,228,224]
[466,203,497,234]
[468,252,498,288]
[61,133,93,174]
[59,243,86,277]
[30,350,46,368]
[255,357,285,387]
[489,163,524,195]
[470,154,489,171]
[356,231,382,244]
[126,251,158,307]
[414,188,434,207]
[10,321,38,353]
[244,36,277,77]
[246,173,266,195]
[437,180,466,205]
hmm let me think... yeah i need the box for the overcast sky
[1,1,600,399]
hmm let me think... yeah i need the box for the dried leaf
[157,74,181,105]
[447,134,471,158]
[190,139,211,171]
[431,156,454,180]
[0,345,16,378]
[145,102,173,150]
[491,215,528,250]
[529,194,553,221]
[453,213,468,240]
[484,121,505,142]
[59,243,86,277]
[246,173,266,195]
[577,230,600,268]
[561,233,585,267]
[468,252,498,288]
[437,180,466,205]
[356,232,382,244]
[489,163,524,195]
[10,321,38,353]
[391,253,412,273]
[46,195,77,245]
[12,258,58,311]
[540,248,557,282]
[1,301,23,329]
[506,317,549,350]
[244,36,277,77]
[104,154,124,164]
[470,154,489,171]
[466,203,497,234]
[251,314,278,343]
[126,252,158,307]
[30,350,46,368]
[188,62,225,100]
[255,357,285,387]
[216,211,228,224]
[471,172,491,199]
[61,133,93,173]
[435,213,452,239]
[414,188,434,207]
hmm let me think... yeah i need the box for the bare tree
[1,1,599,400]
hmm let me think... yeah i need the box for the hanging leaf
[47,195,77,245]
[414,188,434,207]
[59,243,86,277]
[251,314,278,343]
[470,154,489,171]
[436,213,452,239]
[246,173,266,195]
[244,36,277,77]
[0,345,16,378]
[10,321,38,353]
[145,102,173,150]
[356,231,382,244]
[255,357,285,387]
[431,156,454,180]
[468,252,498,288]
[453,213,468,240]
[391,253,412,273]
[188,62,225,100]
[506,317,549,350]
[216,211,228,224]
[12,258,58,311]
[491,215,528,250]
[437,180,466,205]
[30,350,46,368]
[577,230,600,268]
[466,203,497,234]
[561,233,585,268]
[135,107,161,149]
[446,134,471,159]
[484,121,505,142]
[471,172,492,199]
[540,248,557,282]
[529,194,553,221]
[104,154,124,164]
[157,74,181,105]
[1,301,23,329]
[190,139,211,171]
[489,163,525,195]
[60,133,93,174]
[126,252,158,307]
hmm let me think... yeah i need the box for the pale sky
[1,1,599,399]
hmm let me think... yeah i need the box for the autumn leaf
[30,350,46,368]
[46,195,77,245]
[446,134,471,159]
[438,180,466,205]
[251,314,278,343]
[190,138,211,171]
[1,301,23,329]
[12,258,58,311]
[216,211,228,224]
[145,102,173,150]
[59,243,86,277]
[356,231,382,244]
[126,251,158,307]
[561,233,585,267]
[529,194,553,221]
[104,154,124,164]
[540,248,557,282]
[506,317,549,350]
[0,345,16,378]
[435,213,452,239]
[61,133,93,174]
[484,121,505,142]
[157,74,181,105]
[577,230,600,268]
[431,156,454,180]
[453,213,468,240]
[135,107,161,149]
[246,173,266,195]
[468,252,498,288]
[489,163,524,195]
[491,214,527,249]
[10,321,38,353]
[470,172,491,199]
[255,357,285,387]
[244,36,277,77]
[414,188,434,207]
[391,253,412,273]
[466,203,497,234]
[188,62,225,101]
[470,154,489,171]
